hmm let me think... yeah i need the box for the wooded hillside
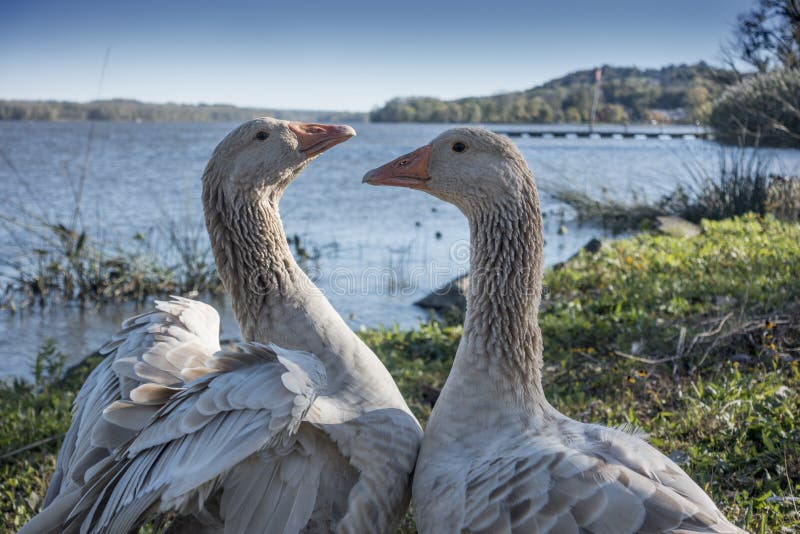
[370,63,738,124]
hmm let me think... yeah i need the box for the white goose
[364,127,745,534]
[23,118,422,533]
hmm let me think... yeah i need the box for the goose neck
[459,183,546,405]
[204,187,300,339]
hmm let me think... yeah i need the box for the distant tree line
[0,99,367,123]
[370,63,737,125]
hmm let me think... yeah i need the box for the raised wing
[41,297,220,509]
[105,295,221,398]
[64,342,327,534]
[434,425,744,534]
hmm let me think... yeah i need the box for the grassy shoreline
[2,215,799,532]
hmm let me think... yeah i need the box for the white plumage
[68,340,328,533]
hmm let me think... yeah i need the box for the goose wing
[435,425,744,533]
[64,342,328,534]
[43,297,220,505]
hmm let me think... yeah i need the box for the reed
[552,148,799,231]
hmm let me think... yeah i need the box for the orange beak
[288,122,356,158]
[362,144,433,188]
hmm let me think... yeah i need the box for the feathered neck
[199,159,416,416]
[457,172,547,407]
[203,180,300,341]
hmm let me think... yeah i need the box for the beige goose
[23,118,422,534]
[364,127,745,534]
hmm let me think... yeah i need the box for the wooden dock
[494,128,712,140]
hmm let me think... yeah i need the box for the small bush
[709,68,800,148]
[664,149,772,223]
[767,176,800,220]
[553,148,799,229]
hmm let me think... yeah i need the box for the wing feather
[27,297,222,534]
[65,342,327,533]
[428,423,746,534]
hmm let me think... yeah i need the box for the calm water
[2,121,799,380]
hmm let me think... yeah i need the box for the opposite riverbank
[1,215,798,531]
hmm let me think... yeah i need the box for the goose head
[205,117,355,201]
[362,127,532,213]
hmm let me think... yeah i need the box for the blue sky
[0,0,755,111]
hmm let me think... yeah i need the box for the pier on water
[494,126,712,140]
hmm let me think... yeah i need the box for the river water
[1,121,799,379]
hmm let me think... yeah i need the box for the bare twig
[0,434,64,461]
[613,351,682,365]
[613,313,737,369]
[689,313,735,372]
[686,313,734,353]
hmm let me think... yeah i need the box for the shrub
[664,149,772,222]
[553,148,800,230]
[709,68,800,147]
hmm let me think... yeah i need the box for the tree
[562,87,594,121]
[511,96,531,122]
[564,107,582,123]
[528,97,554,123]
[597,104,629,124]
[727,0,800,73]
[462,101,482,122]
[684,84,713,123]
[711,1,800,146]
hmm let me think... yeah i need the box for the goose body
[364,128,745,534]
[24,118,422,534]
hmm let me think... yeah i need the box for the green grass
[2,215,799,532]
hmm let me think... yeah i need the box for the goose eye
[452,142,467,153]
[255,131,269,141]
